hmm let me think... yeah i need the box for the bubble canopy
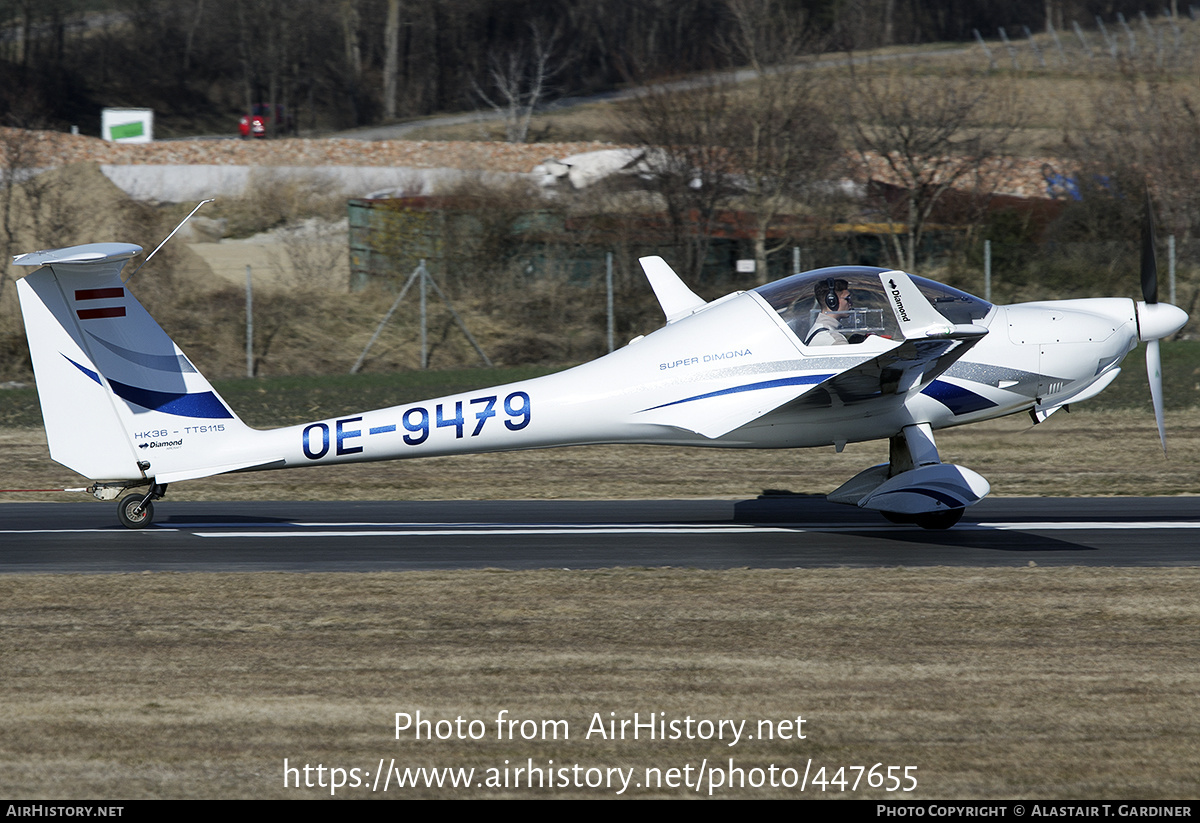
[753,266,994,345]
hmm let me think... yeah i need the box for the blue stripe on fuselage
[921,380,997,415]
[641,373,834,412]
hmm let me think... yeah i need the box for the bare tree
[843,62,1020,271]
[621,79,742,282]
[23,168,82,251]
[622,0,839,283]
[181,0,206,72]
[234,0,329,137]
[1067,66,1200,244]
[0,123,42,307]
[382,0,400,120]
[472,23,564,143]
[722,0,841,283]
[829,0,897,51]
[280,217,350,292]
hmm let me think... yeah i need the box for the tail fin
[16,243,257,483]
[639,256,707,323]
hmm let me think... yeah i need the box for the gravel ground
[0,127,1061,199]
[1,128,624,174]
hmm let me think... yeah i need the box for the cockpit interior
[753,266,994,347]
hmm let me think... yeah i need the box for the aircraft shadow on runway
[732,495,1096,553]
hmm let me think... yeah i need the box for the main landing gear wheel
[115,483,168,529]
[117,493,154,528]
[117,496,153,527]
[880,508,965,530]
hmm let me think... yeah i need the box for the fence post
[998,27,1020,70]
[606,251,614,354]
[1023,26,1046,68]
[419,259,428,370]
[1096,16,1118,62]
[1072,21,1093,58]
[1117,13,1137,56]
[973,29,997,70]
[245,264,254,378]
[1048,21,1067,65]
[1169,234,1176,305]
[984,240,992,303]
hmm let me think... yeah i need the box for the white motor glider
[14,214,1186,529]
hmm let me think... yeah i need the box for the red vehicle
[238,103,292,138]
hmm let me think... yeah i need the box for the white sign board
[736,259,756,273]
[101,108,153,143]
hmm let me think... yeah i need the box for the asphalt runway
[2,496,1199,572]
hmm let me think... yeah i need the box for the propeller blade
[1146,338,1166,454]
[1141,189,1158,304]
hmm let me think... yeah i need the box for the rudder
[16,243,250,483]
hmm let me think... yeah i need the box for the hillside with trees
[0,0,1197,383]
[0,0,1181,136]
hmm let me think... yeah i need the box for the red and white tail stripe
[73,287,126,320]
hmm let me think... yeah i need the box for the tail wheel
[117,493,154,529]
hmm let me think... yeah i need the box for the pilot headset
[823,278,840,311]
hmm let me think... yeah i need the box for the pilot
[804,278,852,346]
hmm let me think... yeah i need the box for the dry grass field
[1,567,1198,799]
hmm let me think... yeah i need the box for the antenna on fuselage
[123,198,215,283]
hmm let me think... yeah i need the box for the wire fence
[973,8,1200,73]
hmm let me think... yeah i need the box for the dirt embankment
[1,127,1062,197]
[0,128,623,173]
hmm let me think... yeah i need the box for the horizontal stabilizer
[639,256,707,323]
[14,243,142,277]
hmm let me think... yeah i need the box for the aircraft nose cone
[1137,302,1189,341]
